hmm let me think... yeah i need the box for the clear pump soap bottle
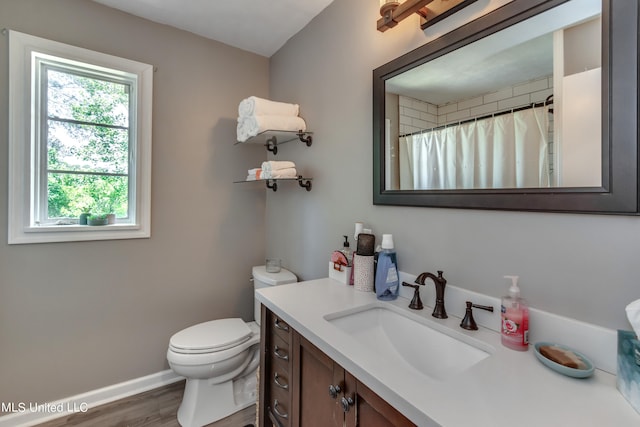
[341,235,353,264]
[501,275,529,351]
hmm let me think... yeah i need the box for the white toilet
[166,265,297,427]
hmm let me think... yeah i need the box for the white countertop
[256,278,640,427]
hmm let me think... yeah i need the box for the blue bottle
[375,234,399,300]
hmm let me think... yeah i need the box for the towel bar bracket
[264,132,313,155]
[298,177,312,191]
[265,137,279,155]
[258,131,312,154]
[297,132,313,147]
[261,178,312,192]
[266,180,278,192]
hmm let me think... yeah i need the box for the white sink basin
[324,304,491,381]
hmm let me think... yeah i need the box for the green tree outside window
[46,68,130,219]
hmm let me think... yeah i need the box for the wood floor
[35,380,256,427]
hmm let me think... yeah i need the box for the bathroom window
[8,30,153,244]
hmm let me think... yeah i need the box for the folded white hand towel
[237,115,307,142]
[626,299,640,338]
[261,161,295,172]
[263,168,298,179]
[248,168,261,176]
[238,96,299,118]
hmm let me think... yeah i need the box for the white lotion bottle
[501,275,530,351]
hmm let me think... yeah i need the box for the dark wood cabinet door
[344,371,415,427]
[293,333,344,427]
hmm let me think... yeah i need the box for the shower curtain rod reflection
[399,96,554,138]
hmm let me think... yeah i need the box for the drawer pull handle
[274,345,289,360]
[274,372,289,389]
[273,399,289,419]
[274,318,289,332]
[268,409,284,427]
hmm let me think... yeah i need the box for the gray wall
[267,0,640,331]
[2,0,638,411]
[0,0,268,406]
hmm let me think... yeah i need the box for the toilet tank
[253,265,297,325]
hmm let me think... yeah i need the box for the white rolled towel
[263,168,298,179]
[237,120,249,143]
[237,115,307,142]
[239,96,299,117]
[261,160,295,172]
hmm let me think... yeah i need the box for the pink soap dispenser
[501,275,529,351]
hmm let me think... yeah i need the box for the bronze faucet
[416,271,447,319]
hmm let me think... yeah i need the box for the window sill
[9,223,150,244]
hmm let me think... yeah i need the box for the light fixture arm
[377,0,433,32]
[377,0,478,32]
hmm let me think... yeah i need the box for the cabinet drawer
[269,385,291,426]
[270,365,291,393]
[268,408,287,427]
[271,313,291,342]
[271,331,291,365]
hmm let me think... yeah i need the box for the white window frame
[8,31,153,244]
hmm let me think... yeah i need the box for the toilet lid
[169,318,253,354]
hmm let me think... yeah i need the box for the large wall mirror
[373,0,639,214]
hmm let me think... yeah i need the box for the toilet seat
[169,318,252,354]
[167,321,260,368]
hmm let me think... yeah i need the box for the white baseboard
[0,370,183,427]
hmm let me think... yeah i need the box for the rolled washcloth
[238,96,299,118]
[246,168,262,181]
[261,161,295,172]
[237,115,307,142]
[262,168,298,179]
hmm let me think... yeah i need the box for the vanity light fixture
[377,0,478,32]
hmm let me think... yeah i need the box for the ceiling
[92,0,336,57]
[386,0,600,106]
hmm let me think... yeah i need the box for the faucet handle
[402,282,424,310]
[460,301,494,330]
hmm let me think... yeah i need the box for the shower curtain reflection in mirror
[398,106,552,190]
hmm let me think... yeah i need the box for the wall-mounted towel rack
[236,130,313,155]
[234,177,313,192]
[234,127,314,192]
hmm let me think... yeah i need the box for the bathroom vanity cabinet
[260,306,414,427]
[257,278,640,426]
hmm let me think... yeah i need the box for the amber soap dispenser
[500,275,529,351]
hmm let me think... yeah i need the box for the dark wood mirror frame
[373,0,639,214]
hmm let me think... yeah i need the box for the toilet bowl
[167,266,297,427]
